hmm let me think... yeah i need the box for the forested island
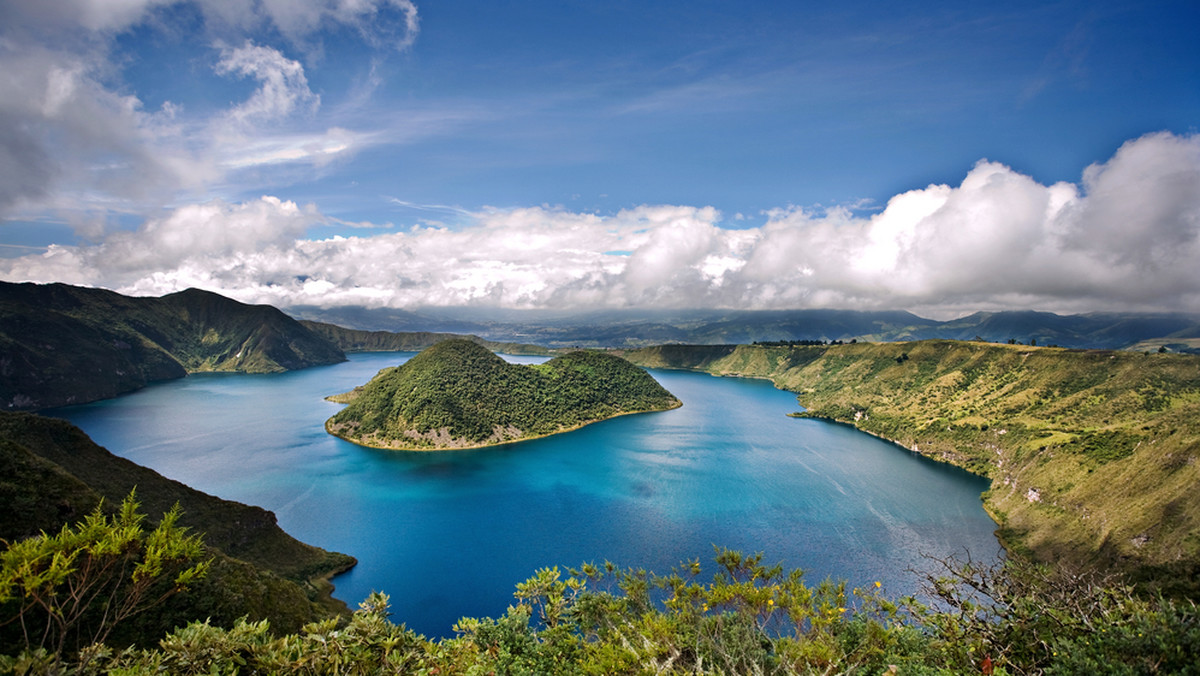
[326,339,680,450]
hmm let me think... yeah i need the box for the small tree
[0,491,209,658]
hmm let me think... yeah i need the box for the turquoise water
[50,352,999,637]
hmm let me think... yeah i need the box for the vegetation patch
[1074,429,1141,464]
[623,340,1200,590]
[327,339,680,450]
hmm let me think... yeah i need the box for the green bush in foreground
[3,506,1199,675]
[0,493,208,660]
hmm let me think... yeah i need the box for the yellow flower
[767,599,774,606]
[874,581,882,588]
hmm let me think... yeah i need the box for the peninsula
[622,340,1200,595]
[326,339,680,450]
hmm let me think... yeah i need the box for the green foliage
[1074,429,1139,463]
[0,413,356,654]
[5,549,1198,674]
[0,412,355,589]
[0,492,209,657]
[327,340,680,449]
[913,556,1200,675]
[624,340,1200,588]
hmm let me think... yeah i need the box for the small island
[325,339,681,450]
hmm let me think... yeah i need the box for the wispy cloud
[386,198,477,218]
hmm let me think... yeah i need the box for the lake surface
[50,352,1000,637]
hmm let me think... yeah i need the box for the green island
[325,338,681,450]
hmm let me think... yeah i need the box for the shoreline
[325,398,683,452]
[308,556,360,617]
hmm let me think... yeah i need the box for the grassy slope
[0,282,346,410]
[623,340,1200,594]
[328,339,680,450]
[0,413,355,613]
[299,319,553,356]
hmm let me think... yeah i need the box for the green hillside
[0,412,356,648]
[0,282,346,410]
[623,340,1200,593]
[298,319,553,355]
[327,339,680,450]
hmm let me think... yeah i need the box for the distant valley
[287,304,1200,352]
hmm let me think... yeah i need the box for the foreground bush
[0,493,208,659]
[3,518,1198,675]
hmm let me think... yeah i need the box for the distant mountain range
[287,305,1200,352]
[6,281,1199,412]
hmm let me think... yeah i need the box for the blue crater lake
[50,352,1000,637]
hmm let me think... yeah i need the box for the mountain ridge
[0,282,346,410]
[287,304,1200,350]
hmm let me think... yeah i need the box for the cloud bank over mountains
[2,1,1197,318]
[4,131,1198,317]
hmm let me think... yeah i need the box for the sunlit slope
[299,319,553,355]
[327,339,680,450]
[624,340,1200,589]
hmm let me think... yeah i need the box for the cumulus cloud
[2,196,320,289]
[4,131,1199,316]
[0,40,209,214]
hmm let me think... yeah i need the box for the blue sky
[1,0,1198,317]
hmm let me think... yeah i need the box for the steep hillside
[622,341,1200,594]
[0,411,356,642]
[299,320,552,355]
[0,282,345,410]
[327,339,680,450]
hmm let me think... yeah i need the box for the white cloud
[3,131,1199,316]
[0,40,210,214]
[0,0,419,50]
[0,0,419,223]
[216,43,320,124]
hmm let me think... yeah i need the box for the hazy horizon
[1,1,1198,318]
